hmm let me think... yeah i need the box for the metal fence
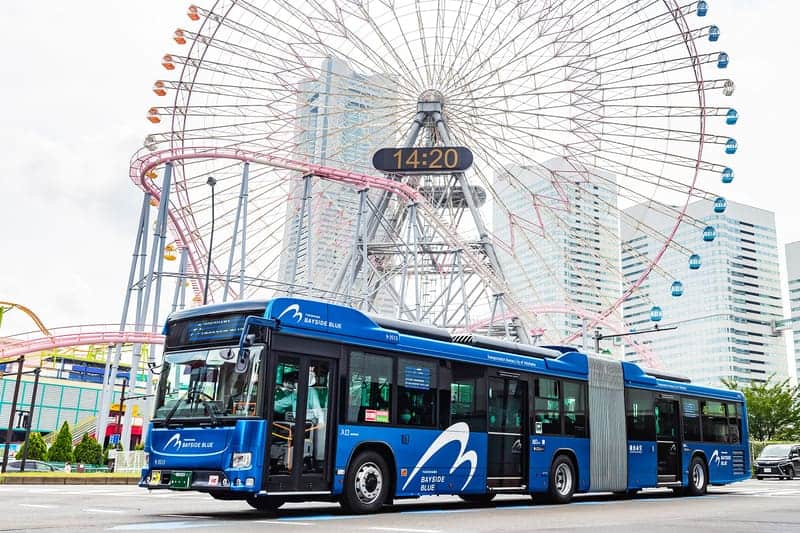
[110,450,147,473]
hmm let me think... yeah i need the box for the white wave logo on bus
[277,303,303,323]
[402,422,478,491]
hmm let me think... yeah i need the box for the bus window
[397,358,437,426]
[727,402,741,444]
[450,362,487,432]
[701,400,728,443]
[682,398,701,442]
[563,381,587,437]
[347,351,392,424]
[534,378,560,435]
[626,389,655,441]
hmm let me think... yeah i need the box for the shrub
[47,422,75,463]
[14,432,47,461]
[74,433,103,465]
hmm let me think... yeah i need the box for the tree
[723,376,800,441]
[47,422,75,463]
[14,432,47,461]
[73,433,103,465]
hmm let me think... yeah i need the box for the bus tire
[547,454,576,504]
[686,456,708,496]
[246,495,284,511]
[458,493,496,505]
[342,450,391,514]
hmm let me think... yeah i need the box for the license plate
[764,468,772,473]
[169,471,192,489]
[150,470,162,485]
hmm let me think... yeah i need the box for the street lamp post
[203,176,217,305]
[593,324,678,354]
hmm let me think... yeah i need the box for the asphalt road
[2,479,800,532]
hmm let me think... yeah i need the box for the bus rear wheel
[246,495,284,511]
[547,455,576,504]
[342,450,391,514]
[686,456,708,496]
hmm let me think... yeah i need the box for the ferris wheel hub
[417,89,446,112]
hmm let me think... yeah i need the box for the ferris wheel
[130,0,737,350]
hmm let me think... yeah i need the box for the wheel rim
[554,463,573,496]
[692,462,705,490]
[354,461,383,505]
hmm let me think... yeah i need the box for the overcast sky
[0,1,798,335]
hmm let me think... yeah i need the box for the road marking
[85,508,126,514]
[367,526,441,533]
[255,520,313,526]
[109,521,217,530]
[19,503,57,509]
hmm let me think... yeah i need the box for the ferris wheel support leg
[332,112,426,299]
[223,162,250,302]
[171,249,189,314]
[288,174,314,296]
[98,191,151,447]
[123,163,173,450]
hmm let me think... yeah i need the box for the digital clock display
[372,146,473,173]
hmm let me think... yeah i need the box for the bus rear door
[486,374,528,490]
[654,395,681,483]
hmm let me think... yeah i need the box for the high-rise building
[493,157,622,350]
[279,57,394,299]
[784,241,800,379]
[622,199,787,386]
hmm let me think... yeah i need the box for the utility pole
[1,356,24,473]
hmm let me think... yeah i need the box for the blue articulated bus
[141,297,750,513]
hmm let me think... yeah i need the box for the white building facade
[784,241,800,379]
[493,158,622,350]
[622,199,787,387]
[279,57,394,300]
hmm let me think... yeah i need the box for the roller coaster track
[0,324,164,363]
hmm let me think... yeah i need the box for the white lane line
[255,521,313,526]
[366,526,441,533]
[19,503,58,509]
[84,508,126,514]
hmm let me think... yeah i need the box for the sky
[0,0,798,336]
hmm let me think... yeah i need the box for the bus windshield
[154,345,263,422]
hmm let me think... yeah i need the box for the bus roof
[166,297,744,402]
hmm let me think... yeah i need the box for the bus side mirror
[235,348,250,374]
[243,333,256,347]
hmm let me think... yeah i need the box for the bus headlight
[232,452,252,468]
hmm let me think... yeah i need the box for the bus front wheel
[547,455,576,504]
[458,493,496,505]
[246,495,284,512]
[686,456,708,496]
[342,450,391,514]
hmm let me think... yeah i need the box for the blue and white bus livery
[141,297,750,513]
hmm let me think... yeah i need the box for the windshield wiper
[190,391,220,426]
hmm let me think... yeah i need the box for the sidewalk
[0,473,139,485]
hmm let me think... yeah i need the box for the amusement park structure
[93,0,739,448]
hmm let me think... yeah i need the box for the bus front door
[654,397,680,483]
[266,355,335,494]
[487,376,527,490]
